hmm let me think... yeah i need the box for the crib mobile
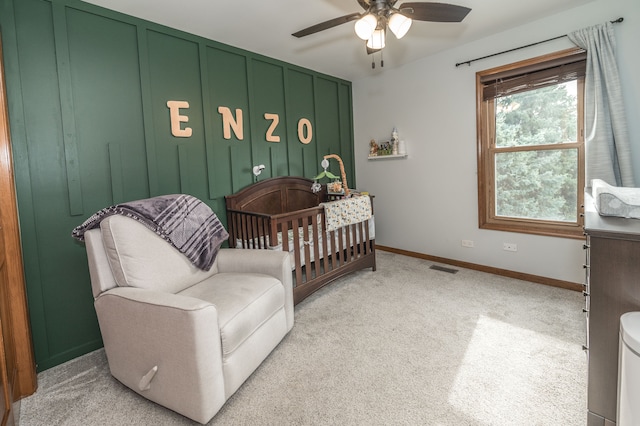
[312,154,350,196]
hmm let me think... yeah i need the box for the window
[476,48,586,238]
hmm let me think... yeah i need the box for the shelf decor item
[376,141,391,155]
[398,139,407,155]
[367,127,407,160]
[369,139,378,156]
[391,127,399,155]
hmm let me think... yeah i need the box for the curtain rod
[455,17,624,68]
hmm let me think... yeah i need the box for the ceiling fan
[292,1,471,56]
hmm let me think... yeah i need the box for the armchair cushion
[178,273,284,356]
[100,215,218,293]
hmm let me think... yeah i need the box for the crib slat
[345,224,353,263]
[321,215,329,274]
[245,215,253,248]
[241,215,249,248]
[247,216,255,248]
[356,220,365,257]
[233,213,240,248]
[326,229,335,270]
[291,220,304,286]
[311,214,321,279]
[255,216,262,248]
[227,212,236,248]
[262,217,269,248]
[270,219,279,250]
[301,215,312,280]
[364,219,371,254]
[251,215,259,248]
[337,227,344,267]
[252,215,266,248]
[280,220,289,253]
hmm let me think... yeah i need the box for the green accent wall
[0,0,355,371]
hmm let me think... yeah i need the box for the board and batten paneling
[1,0,355,371]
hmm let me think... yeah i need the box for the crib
[225,176,376,305]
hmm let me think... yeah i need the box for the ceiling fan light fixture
[366,28,386,50]
[355,14,377,40]
[388,13,412,39]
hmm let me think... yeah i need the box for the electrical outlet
[461,240,474,248]
[503,242,517,252]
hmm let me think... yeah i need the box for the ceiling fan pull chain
[372,52,375,69]
[381,50,384,68]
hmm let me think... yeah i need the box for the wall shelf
[368,154,407,160]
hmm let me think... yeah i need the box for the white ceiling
[81,0,597,81]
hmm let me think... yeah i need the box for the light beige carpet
[19,251,587,425]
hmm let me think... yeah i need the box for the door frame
[0,30,37,410]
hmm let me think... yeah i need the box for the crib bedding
[321,195,372,231]
[235,216,375,269]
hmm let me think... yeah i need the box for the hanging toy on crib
[328,179,343,194]
[311,159,339,193]
[311,180,322,193]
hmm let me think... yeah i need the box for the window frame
[476,48,586,239]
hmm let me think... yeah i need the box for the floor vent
[429,265,459,274]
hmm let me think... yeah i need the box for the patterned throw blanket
[320,195,372,232]
[72,194,228,271]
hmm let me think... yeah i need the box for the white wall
[352,0,640,284]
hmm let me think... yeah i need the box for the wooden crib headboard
[225,176,327,215]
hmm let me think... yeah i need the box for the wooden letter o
[298,118,312,144]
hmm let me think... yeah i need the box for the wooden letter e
[166,101,192,137]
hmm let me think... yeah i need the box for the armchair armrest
[94,287,226,424]
[98,286,214,311]
[216,248,290,276]
[215,249,293,330]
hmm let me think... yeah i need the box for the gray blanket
[72,194,228,270]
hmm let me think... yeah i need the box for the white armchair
[84,215,293,424]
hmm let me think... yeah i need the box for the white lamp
[388,13,412,39]
[366,28,386,50]
[355,14,377,40]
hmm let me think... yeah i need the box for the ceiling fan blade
[292,12,363,38]
[357,0,369,10]
[398,2,471,22]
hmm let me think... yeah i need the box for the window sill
[480,218,585,239]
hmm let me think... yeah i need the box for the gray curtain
[568,22,635,187]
